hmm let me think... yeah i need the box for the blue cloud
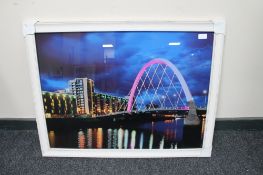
[36,31,214,107]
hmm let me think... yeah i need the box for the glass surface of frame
[24,21,225,157]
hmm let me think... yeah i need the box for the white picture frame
[24,20,225,157]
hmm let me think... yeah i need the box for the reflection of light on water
[118,128,124,149]
[164,120,173,123]
[50,117,186,149]
[170,143,177,149]
[165,128,170,140]
[78,130,85,149]
[151,122,154,133]
[124,129,129,149]
[159,137,164,149]
[201,117,206,139]
[48,131,55,147]
[107,129,112,149]
[96,128,103,148]
[112,129,118,148]
[149,133,153,149]
[93,129,97,148]
[139,132,144,149]
[130,130,136,149]
[87,128,92,148]
[173,130,177,140]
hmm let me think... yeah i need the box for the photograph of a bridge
[24,19,226,158]
[35,30,213,150]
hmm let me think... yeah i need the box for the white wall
[0,0,262,119]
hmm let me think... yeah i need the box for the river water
[48,118,205,149]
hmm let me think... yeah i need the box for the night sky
[35,31,214,108]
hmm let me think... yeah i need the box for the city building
[42,91,77,118]
[66,77,129,117]
[93,93,128,116]
[68,78,95,116]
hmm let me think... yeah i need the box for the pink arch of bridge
[127,58,193,112]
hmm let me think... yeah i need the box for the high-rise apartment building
[68,78,94,116]
[93,93,128,116]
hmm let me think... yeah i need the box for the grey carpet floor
[0,129,262,175]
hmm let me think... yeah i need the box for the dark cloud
[36,31,214,107]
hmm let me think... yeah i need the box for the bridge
[111,58,200,125]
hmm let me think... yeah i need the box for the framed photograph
[24,20,225,157]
